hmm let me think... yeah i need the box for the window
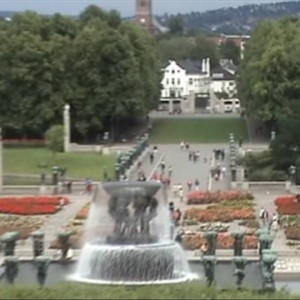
[166,79,169,85]
[189,78,193,85]
[171,70,175,74]
[177,70,180,73]
[229,81,235,86]
[170,91,176,98]
[177,78,180,85]
[171,78,175,85]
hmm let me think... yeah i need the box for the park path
[15,193,93,257]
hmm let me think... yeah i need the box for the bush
[247,169,287,181]
[3,139,46,148]
[242,151,271,168]
[285,227,300,240]
[45,125,64,153]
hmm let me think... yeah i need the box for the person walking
[160,160,166,173]
[168,165,173,178]
[194,179,200,191]
[180,141,185,151]
[187,180,193,192]
[179,188,184,202]
[149,151,154,164]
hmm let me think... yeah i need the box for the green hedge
[247,169,288,181]
[0,282,295,299]
[4,143,46,149]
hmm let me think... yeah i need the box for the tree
[190,34,219,67]
[238,17,300,124]
[219,40,241,65]
[157,37,195,62]
[79,5,108,25]
[0,9,161,141]
[168,15,184,36]
[45,125,64,153]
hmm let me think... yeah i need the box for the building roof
[211,66,236,81]
[220,59,238,75]
[176,59,205,74]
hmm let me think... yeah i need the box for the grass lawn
[150,118,249,143]
[3,148,116,181]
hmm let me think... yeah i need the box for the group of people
[213,148,225,161]
[259,207,281,232]
[211,163,226,181]
[180,141,190,151]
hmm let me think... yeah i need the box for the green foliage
[168,16,184,36]
[3,148,116,181]
[247,169,287,182]
[242,151,288,181]
[157,34,219,67]
[219,40,241,65]
[45,125,64,153]
[0,282,295,299]
[238,17,300,123]
[150,118,248,143]
[0,6,160,141]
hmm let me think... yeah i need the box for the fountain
[71,181,198,285]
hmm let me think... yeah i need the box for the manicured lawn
[150,118,249,143]
[0,282,294,299]
[3,148,116,181]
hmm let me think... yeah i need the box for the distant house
[219,59,237,75]
[211,65,237,98]
[160,59,211,113]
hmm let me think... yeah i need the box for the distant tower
[135,0,154,32]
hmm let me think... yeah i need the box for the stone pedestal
[63,104,70,153]
[0,232,19,256]
[35,256,50,287]
[236,167,245,182]
[203,255,216,286]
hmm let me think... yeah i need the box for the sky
[0,0,293,17]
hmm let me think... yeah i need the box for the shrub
[285,227,300,241]
[45,125,64,153]
[247,169,287,181]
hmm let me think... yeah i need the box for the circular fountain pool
[71,241,198,285]
[70,181,198,285]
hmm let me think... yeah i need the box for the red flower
[0,196,70,215]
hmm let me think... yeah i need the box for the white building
[210,66,237,98]
[160,59,211,113]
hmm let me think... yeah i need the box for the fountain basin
[71,241,198,285]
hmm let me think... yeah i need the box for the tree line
[156,17,241,67]
[0,5,161,142]
[238,17,300,172]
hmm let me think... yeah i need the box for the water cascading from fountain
[71,181,198,285]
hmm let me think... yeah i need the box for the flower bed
[285,227,300,241]
[187,191,254,205]
[182,232,258,250]
[0,215,47,239]
[184,207,255,223]
[0,196,70,215]
[274,196,300,215]
[75,203,91,220]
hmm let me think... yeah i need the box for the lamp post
[63,104,70,153]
